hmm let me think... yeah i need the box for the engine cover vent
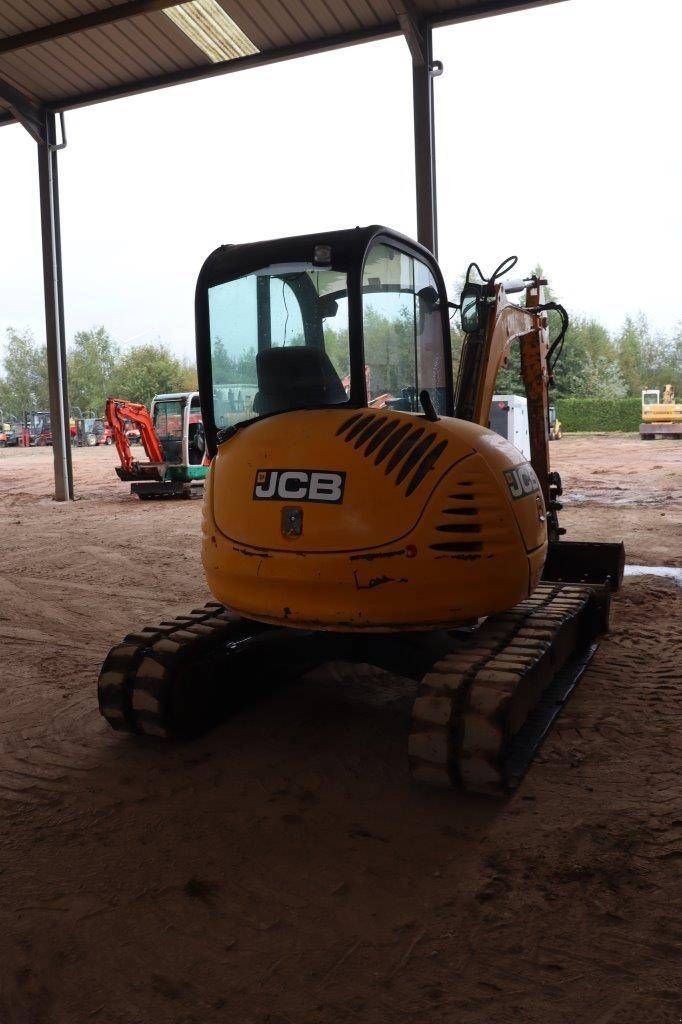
[431,479,483,554]
[336,413,449,498]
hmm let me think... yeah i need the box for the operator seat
[188,422,205,464]
[254,346,347,415]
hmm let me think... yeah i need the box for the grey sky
[1,0,680,363]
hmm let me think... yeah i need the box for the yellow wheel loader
[98,227,623,795]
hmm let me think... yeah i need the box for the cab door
[360,238,453,416]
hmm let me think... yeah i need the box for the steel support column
[37,111,73,500]
[411,24,439,256]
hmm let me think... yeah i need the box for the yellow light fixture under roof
[164,0,259,63]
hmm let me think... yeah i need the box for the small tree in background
[577,355,628,398]
[617,314,681,394]
[68,327,119,414]
[179,362,199,392]
[109,343,185,407]
[1,327,49,414]
[617,315,649,394]
[659,328,682,392]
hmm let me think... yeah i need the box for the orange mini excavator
[98,227,623,795]
[106,392,208,499]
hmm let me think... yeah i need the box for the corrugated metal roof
[0,0,564,129]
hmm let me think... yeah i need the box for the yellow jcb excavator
[98,226,623,795]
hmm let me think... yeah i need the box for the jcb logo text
[253,469,346,504]
[504,464,540,500]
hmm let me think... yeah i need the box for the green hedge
[555,397,641,432]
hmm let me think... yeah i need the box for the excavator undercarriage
[98,560,622,796]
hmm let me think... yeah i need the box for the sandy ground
[551,434,682,568]
[0,436,680,1024]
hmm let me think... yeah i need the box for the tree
[617,315,681,395]
[616,315,647,394]
[109,343,186,407]
[179,362,199,392]
[0,327,49,414]
[656,328,682,393]
[496,316,625,399]
[576,355,628,398]
[67,326,119,414]
[362,305,415,395]
[324,324,351,379]
[450,323,465,389]
[210,337,258,387]
[550,316,618,397]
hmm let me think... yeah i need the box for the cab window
[153,399,183,463]
[208,266,350,429]
[153,400,183,440]
[188,395,205,465]
[362,243,447,413]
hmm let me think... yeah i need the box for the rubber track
[408,582,610,796]
[97,601,251,738]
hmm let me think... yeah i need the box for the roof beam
[429,0,565,27]
[0,75,45,142]
[0,0,181,56]
[0,0,566,122]
[44,23,396,113]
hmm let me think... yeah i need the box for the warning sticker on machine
[504,464,541,500]
[253,469,346,503]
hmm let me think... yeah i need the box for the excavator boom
[455,267,622,583]
[455,275,555,520]
[105,398,164,476]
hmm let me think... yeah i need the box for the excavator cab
[151,392,205,466]
[196,226,453,456]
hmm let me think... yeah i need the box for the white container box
[489,394,530,461]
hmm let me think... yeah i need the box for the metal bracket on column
[394,0,427,65]
[48,111,67,151]
[0,75,46,143]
